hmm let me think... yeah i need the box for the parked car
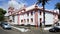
[0,22,11,29]
[49,26,60,32]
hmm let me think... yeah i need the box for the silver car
[1,22,11,29]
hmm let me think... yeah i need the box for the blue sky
[0,0,60,11]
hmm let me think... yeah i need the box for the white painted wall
[20,15,23,25]
[38,11,43,26]
[12,11,56,25]
[45,13,54,25]
[9,16,13,20]
[20,11,35,25]
[23,13,27,25]
[14,15,18,24]
[30,11,35,25]
[38,11,54,25]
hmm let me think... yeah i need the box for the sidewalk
[11,25,45,32]
[11,26,30,32]
[44,27,53,30]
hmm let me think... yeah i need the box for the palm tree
[36,0,50,27]
[55,2,60,19]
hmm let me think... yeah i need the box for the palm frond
[37,0,50,5]
[36,0,41,5]
[55,2,60,9]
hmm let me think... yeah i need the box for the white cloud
[8,0,28,10]
[0,0,28,16]
[14,0,28,6]
[8,0,19,8]
[0,0,28,10]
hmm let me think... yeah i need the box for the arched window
[31,12,33,15]
[31,18,33,22]
[40,11,42,15]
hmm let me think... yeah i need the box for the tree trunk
[59,10,60,14]
[58,10,60,19]
[43,5,45,26]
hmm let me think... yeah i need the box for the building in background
[8,0,59,26]
[8,4,59,26]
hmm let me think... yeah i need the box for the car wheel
[3,27,6,29]
[54,30,56,32]
[52,29,56,32]
[3,27,5,29]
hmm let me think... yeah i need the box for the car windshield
[3,22,9,25]
[53,27,58,29]
[4,23,8,25]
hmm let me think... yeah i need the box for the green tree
[36,0,50,26]
[55,2,60,19]
[0,8,6,21]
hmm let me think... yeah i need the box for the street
[0,26,60,34]
[0,26,21,34]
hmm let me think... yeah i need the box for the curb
[44,27,53,30]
